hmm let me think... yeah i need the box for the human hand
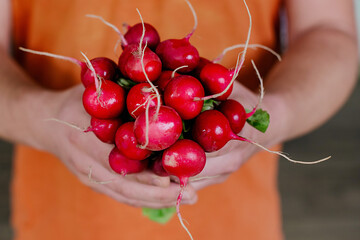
[187,80,287,190]
[29,84,197,208]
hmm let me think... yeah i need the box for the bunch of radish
[20,0,330,238]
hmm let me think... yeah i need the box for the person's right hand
[29,84,197,208]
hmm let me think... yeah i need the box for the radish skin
[85,117,122,144]
[82,80,125,119]
[123,22,160,50]
[109,147,148,175]
[115,122,152,161]
[126,83,162,118]
[153,70,180,92]
[134,106,183,151]
[164,75,204,120]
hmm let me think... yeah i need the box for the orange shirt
[11,0,283,239]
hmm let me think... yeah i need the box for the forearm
[0,48,59,149]
[264,26,358,144]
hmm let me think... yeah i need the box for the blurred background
[1,2,360,240]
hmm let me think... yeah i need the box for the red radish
[150,154,170,177]
[18,47,118,88]
[115,122,152,161]
[216,61,266,133]
[199,63,235,101]
[134,106,183,151]
[155,0,199,73]
[85,117,122,143]
[162,139,206,186]
[118,43,162,82]
[123,22,160,50]
[154,70,181,92]
[82,80,126,119]
[192,110,232,152]
[162,139,206,240]
[217,99,247,134]
[188,57,211,79]
[81,57,118,88]
[192,110,331,164]
[156,38,199,73]
[109,147,148,176]
[126,83,163,118]
[87,14,162,83]
[164,75,204,120]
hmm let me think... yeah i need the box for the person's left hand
[185,80,286,190]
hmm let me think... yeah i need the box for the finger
[94,182,197,208]
[91,182,175,208]
[78,155,198,205]
[189,174,230,190]
[79,165,181,208]
[109,179,198,205]
[126,170,171,187]
[68,128,114,163]
[196,142,252,178]
[196,153,238,178]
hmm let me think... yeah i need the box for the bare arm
[0,0,10,51]
[265,0,358,142]
[193,0,358,187]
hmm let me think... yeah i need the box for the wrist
[259,93,289,146]
[7,85,61,150]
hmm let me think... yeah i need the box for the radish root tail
[81,52,104,106]
[172,65,188,78]
[246,60,265,118]
[138,94,153,150]
[19,47,82,65]
[88,166,116,184]
[43,118,85,131]
[184,0,198,41]
[176,187,194,240]
[137,9,161,117]
[213,43,282,63]
[86,14,128,46]
[236,135,331,164]
[194,0,252,102]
